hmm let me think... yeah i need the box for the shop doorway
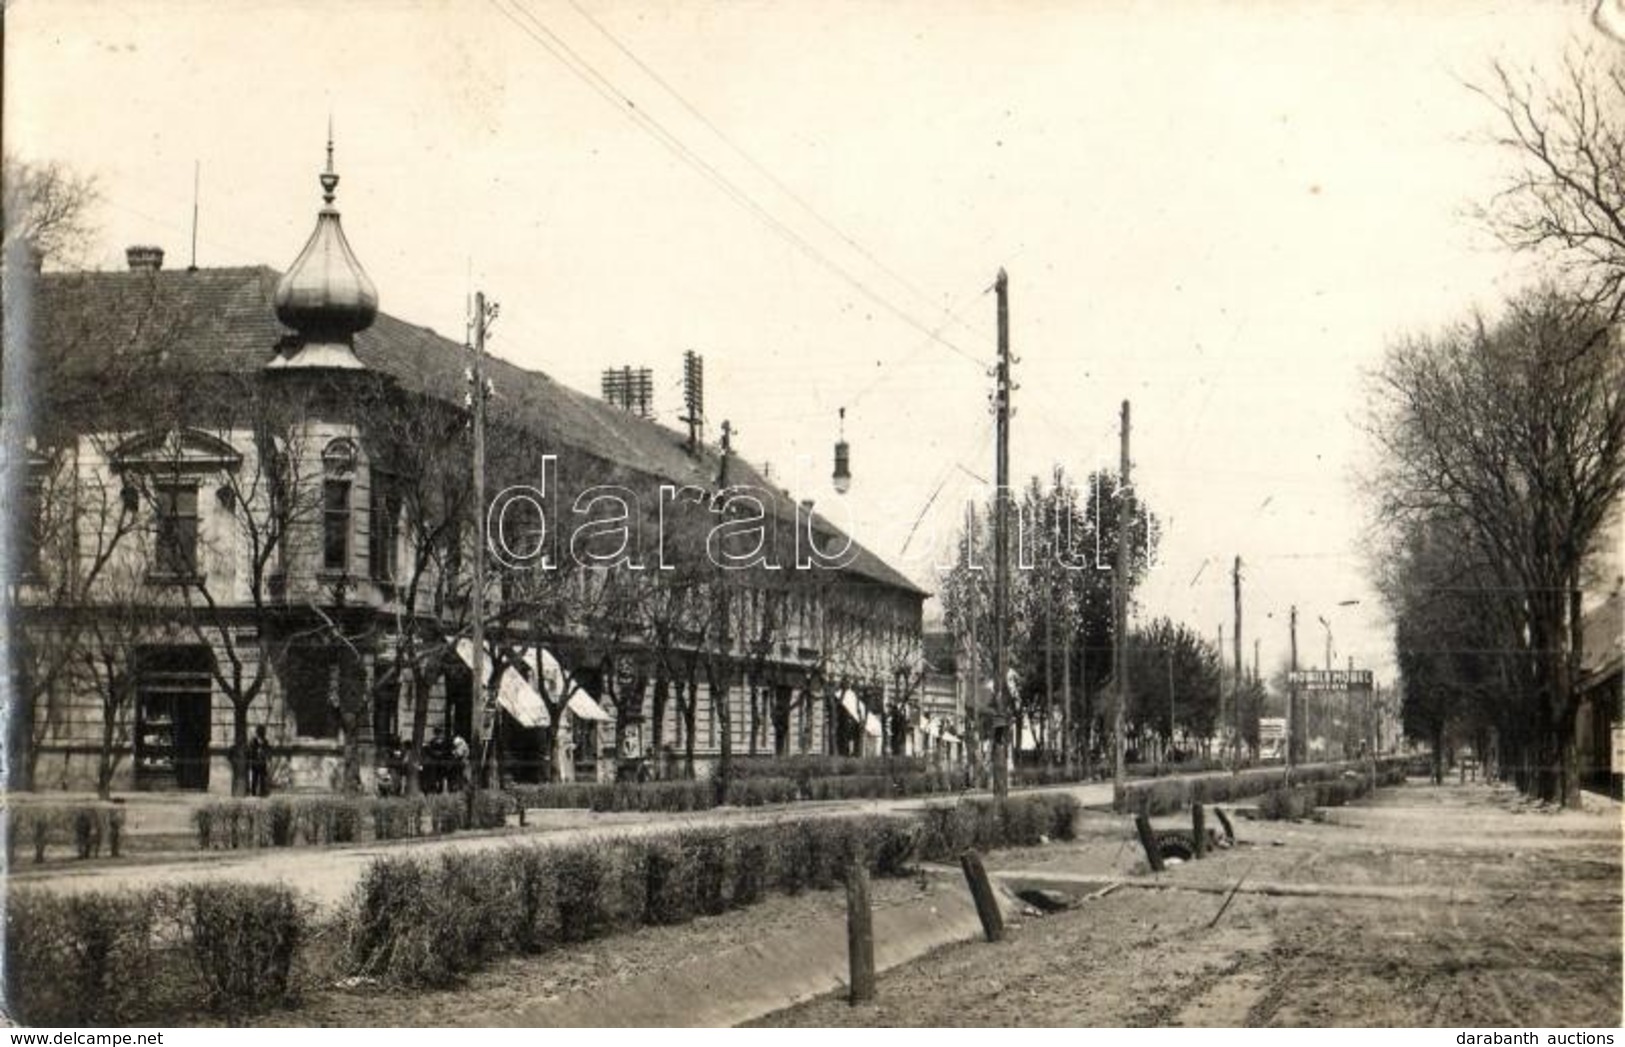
[135,646,214,791]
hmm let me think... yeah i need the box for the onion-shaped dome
[272,135,378,357]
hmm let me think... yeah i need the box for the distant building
[1575,504,1623,795]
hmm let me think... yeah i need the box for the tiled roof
[35,266,926,597]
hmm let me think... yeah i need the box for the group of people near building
[376,726,471,797]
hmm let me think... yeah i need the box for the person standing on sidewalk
[450,733,470,792]
[247,725,272,798]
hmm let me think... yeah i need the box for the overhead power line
[560,0,982,348]
[489,0,990,370]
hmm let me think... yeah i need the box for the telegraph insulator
[832,406,851,495]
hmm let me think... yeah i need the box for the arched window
[321,439,358,574]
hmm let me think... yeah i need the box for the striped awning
[566,690,613,723]
[455,640,549,728]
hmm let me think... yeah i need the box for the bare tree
[2,156,99,267]
[1476,49,1625,315]
[74,556,159,799]
[127,373,331,797]
[1367,287,1625,806]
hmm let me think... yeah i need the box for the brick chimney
[125,245,164,272]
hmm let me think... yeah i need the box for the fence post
[846,862,875,1004]
[1192,803,1207,859]
[960,850,1005,942]
[1134,813,1166,873]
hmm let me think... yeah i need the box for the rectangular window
[368,473,401,582]
[155,485,199,578]
[323,479,351,572]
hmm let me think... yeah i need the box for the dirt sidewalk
[752,780,1622,1027]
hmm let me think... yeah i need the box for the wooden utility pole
[1216,622,1224,761]
[966,502,981,785]
[1062,625,1074,774]
[1166,646,1175,762]
[992,269,1012,800]
[1044,566,1055,759]
[1287,604,1299,773]
[469,291,493,814]
[1112,400,1130,801]
[1233,556,1243,764]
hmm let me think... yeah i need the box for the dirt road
[753,781,1622,1027]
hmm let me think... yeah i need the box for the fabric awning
[529,647,571,700]
[521,646,611,722]
[839,689,864,723]
[566,690,614,723]
[454,640,549,728]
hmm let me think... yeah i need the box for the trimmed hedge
[340,811,924,986]
[192,792,510,850]
[729,754,928,782]
[6,791,1081,1014]
[5,804,126,864]
[917,793,1079,860]
[507,766,974,814]
[1115,757,1411,817]
[5,883,307,1025]
[1254,762,1410,820]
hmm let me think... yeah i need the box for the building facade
[8,148,935,795]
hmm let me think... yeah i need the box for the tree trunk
[681,675,698,779]
[650,669,669,778]
[231,703,250,797]
[748,675,760,757]
[711,665,733,787]
[406,658,429,796]
[97,685,117,802]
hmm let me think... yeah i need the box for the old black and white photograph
[1,0,1621,1034]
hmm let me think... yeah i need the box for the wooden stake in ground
[960,850,1005,942]
[1134,813,1166,873]
[846,862,875,1004]
[1192,803,1207,859]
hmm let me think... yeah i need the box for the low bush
[917,792,1079,860]
[508,779,718,814]
[7,805,125,864]
[175,883,306,1017]
[729,754,927,783]
[1117,757,1410,817]
[340,809,926,987]
[5,889,157,1025]
[345,855,464,987]
[551,845,612,943]
[679,829,731,916]
[724,776,799,807]
[1253,766,1404,820]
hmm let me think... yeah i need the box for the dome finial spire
[271,120,377,369]
[320,115,339,207]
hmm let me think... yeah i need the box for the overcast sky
[7,0,1606,683]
